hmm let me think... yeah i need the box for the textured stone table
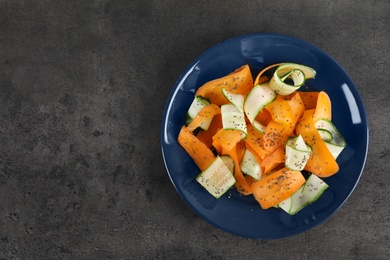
[0,1,389,259]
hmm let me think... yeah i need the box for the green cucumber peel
[243,82,276,133]
[221,104,247,138]
[270,63,316,95]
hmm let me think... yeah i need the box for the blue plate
[161,33,369,239]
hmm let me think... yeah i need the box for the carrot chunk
[295,110,339,177]
[297,91,319,110]
[222,142,252,195]
[244,124,268,159]
[212,128,245,152]
[178,126,216,172]
[195,65,253,106]
[251,167,306,209]
[313,91,332,122]
[265,95,294,127]
[261,147,286,174]
[196,114,222,149]
[254,108,272,127]
[263,120,291,153]
[287,92,306,130]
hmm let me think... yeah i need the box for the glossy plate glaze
[161,33,369,239]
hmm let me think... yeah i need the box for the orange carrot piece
[313,91,332,122]
[212,139,223,155]
[251,167,306,209]
[255,108,272,127]
[245,175,257,186]
[195,65,254,106]
[297,91,319,109]
[196,114,222,149]
[263,120,291,153]
[235,141,246,162]
[212,128,244,152]
[244,124,269,159]
[287,92,306,131]
[295,110,339,177]
[177,126,216,172]
[254,63,281,86]
[261,147,285,174]
[187,104,221,132]
[222,142,252,195]
[255,75,269,85]
[265,95,294,127]
[263,163,285,176]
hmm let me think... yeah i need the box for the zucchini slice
[279,174,329,215]
[302,174,329,204]
[270,63,316,95]
[315,118,347,159]
[221,104,247,137]
[222,88,244,113]
[243,82,276,133]
[279,185,307,215]
[285,135,312,171]
[240,149,262,180]
[196,156,236,199]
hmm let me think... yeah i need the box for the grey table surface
[0,0,389,259]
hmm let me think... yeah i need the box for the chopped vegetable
[295,110,339,177]
[244,82,276,133]
[196,114,222,149]
[196,156,236,199]
[313,91,332,122]
[261,147,285,175]
[298,91,319,110]
[279,174,329,215]
[195,65,253,106]
[269,63,316,95]
[222,141,253,195]
[251,167,306,209]
[178,126,216,172]
[240,148,262,180]
[285,135,312,171]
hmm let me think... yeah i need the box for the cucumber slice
[315,118,346,146]
[270,63,316,95]
[289,185,308,214]
[278,196,292,213]
[279,174,329,215]
[222,88,244,113]
[221,104,247,136]
[285,135,312,171]
[196,156,236,199]
[186,96,211,130]
[302,174,329,203]
[240,149,262,180]
[243,82,276,133]
[279,185,307,215]
[317,129,333,142]
[315,118,347,159]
